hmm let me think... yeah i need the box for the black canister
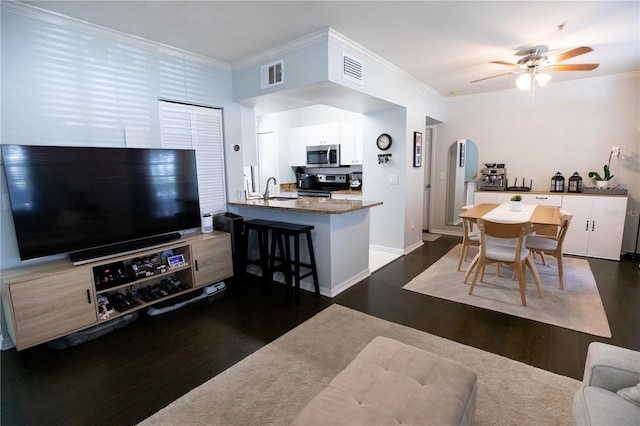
[568,172,583,193]
[550,172,565,192]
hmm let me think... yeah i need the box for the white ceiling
[22,1,640,98]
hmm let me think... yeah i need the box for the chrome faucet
[263,177,277,199]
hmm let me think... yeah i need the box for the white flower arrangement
[588,145,625,182]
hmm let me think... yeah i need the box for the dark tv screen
[2,145,201,261]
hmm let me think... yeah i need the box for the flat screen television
[2,144,201,262]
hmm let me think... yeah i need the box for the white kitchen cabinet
[474,192,498,204]
[521,193,563,206]
[307,123,340,146]
[562,195,628,260]
[495,193,562,205]
[289,127,309,166]
[339,121,363,165]
[289,123,343,167]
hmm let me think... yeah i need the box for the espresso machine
[478,163,506,191]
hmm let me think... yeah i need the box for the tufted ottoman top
[291,336,477,425]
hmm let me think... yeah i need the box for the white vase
[595,180,609,189]
[510,201,522,211]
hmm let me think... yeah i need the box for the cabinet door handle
[195,259,199,271]
[592,221,595,232]
[585,220,589,231]
[535,196,548,200]
[86,289,92,304]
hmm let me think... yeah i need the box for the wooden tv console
[2,231,233,351]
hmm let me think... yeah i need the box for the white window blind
[158,100,227,216]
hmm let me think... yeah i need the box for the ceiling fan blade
[490,60,519,67]
[470,71,518,83]
[552,46,593,62]
[546,63,599,71]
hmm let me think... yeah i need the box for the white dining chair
[525,211,573,289]
[468,218,543,307]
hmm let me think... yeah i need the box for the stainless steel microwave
[306,144,340,167]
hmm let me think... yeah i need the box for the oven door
[306,145,340,167]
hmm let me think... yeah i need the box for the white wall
[432,75,640,253]
[0,8,248,269]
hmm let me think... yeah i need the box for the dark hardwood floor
[2,235,639,425]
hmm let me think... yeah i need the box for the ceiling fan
[472,46,599,96]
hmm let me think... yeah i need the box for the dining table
[459,202,561,231]
[458,202,562,286]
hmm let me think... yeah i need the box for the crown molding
[2,1,231,70]
[231,26,445,100]
[326,28,444,100]
[231,27,330,70]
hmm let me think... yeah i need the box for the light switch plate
[388,174,398,185]
[439,172,445,180]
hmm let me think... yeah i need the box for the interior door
[422,127,433,231]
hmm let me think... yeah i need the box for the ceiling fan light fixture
[535,72,551,86]
[516,73,531,90]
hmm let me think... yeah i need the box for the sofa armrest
[583,342,640,392]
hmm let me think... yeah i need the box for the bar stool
[269,221,320,304]
[243,219,276,287]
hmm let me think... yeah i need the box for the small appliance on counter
[298,173,316,189]
[478,163,506,191]
[349,172,362,190]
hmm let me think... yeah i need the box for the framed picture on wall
[413,132,422,167]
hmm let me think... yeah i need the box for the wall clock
[376,133,392,151]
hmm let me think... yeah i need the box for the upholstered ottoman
[292,336,477,425]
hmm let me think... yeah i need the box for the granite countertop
[228,197,382,214]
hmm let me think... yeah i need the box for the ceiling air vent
[343,54,363,85]
[260,60,284,89]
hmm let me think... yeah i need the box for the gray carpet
[140,304,581,426]
[403,245,611,337]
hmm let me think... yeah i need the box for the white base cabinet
[561,195,628,260]
[473,191,627,260]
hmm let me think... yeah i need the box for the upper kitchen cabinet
[289,126,309,166]
[308,123,340,145]
[288,121,362,167]
[289,123,340,166]
[339,121,363,165]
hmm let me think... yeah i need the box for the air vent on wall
[343,53,363,84]
[261,60,284,89]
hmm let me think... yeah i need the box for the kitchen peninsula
[228,197,382,297]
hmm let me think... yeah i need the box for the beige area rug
[403,245,611,337]
[140,304,581,426]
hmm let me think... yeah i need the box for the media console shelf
[2,232,233,351]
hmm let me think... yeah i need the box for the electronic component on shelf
[94,261,134,290]
[136,277,190,302]
[167,254,186,268]
[106,292,141,313]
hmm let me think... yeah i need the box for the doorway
[422,126,434,232]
